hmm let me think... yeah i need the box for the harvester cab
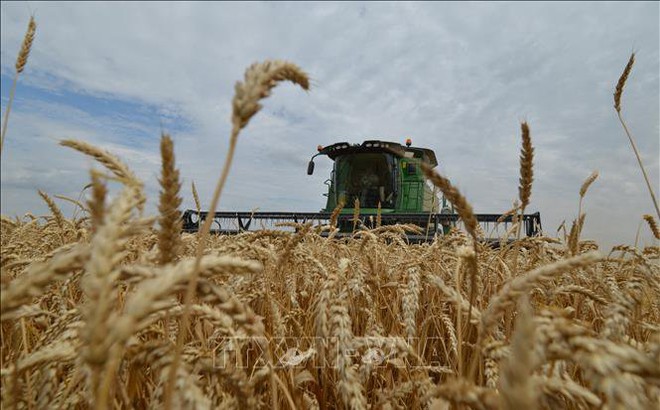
[307,139,445,215]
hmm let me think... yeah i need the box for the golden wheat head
[579,171,599,198]
[232,60,310,131]
[15,16,36,74]
[518,122,534,210]
[614,52,635,113]
[643,214,660,240]
[158,133,183,265]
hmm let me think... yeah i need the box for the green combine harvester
[182,139,542,242]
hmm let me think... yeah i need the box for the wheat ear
[579,171,599,199]
[613,53,660,220]
[376,201,382,228]
[191,181,201,216]
[578,171,598,218]
[518,122,534,212]
[0,16,36,157]
[38,191,66,234]
[330,198,346,229]
[15,17,36,74]
[567,213,586,256]
[422,165,478,241]
[167,60,309,410]
[59,140,136,183]
[157,134,183,265]
[642,215,660,240]
[87,170,107,233]
[402,267,421,340]
[331,300,367,409]
[352,198,360,232]
[614,53,634,114]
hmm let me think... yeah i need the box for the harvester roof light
[317,145,323,152]
[405,138,412,147]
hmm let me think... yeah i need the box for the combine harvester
[182,139,542,242]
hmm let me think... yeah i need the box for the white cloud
[1,1,658,249]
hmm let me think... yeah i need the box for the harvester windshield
[335,153,396,208]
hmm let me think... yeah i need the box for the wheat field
[2,180,659,409]
[1,18,660,410]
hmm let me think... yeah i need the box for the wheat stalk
[421,164,481,375]
[167,60,309,410]
[53,195,88,215]
[0,16,36,157]
[330,294,367,409]
[499,295,538,410]
[81,185,140,409]
[613,52,660,220]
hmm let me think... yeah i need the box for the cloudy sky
[1,1,658,248]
